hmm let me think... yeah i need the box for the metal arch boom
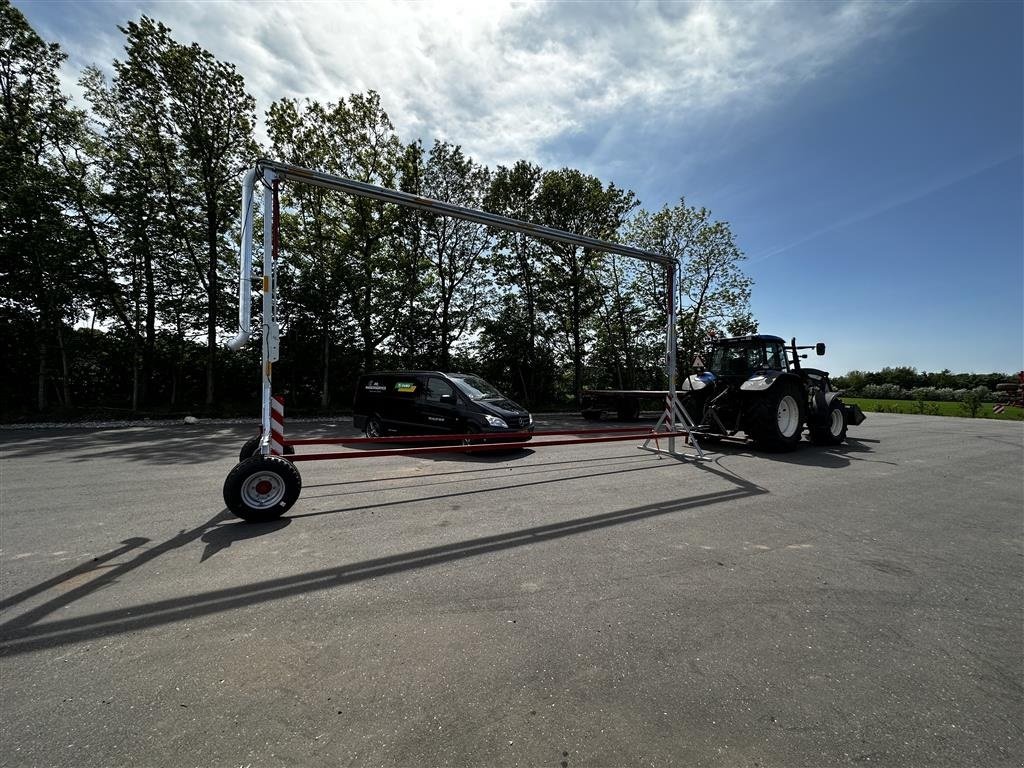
[255,159,675,266]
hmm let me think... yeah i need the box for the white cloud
[35,0,914,168]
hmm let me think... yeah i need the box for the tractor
[681,335,865,450]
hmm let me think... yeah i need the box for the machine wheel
[745,381,805,451]
[223,455,302,522]
[616,398,641,421]
[239,435,294,461]
[809,399,848,445]
[365,414,384,438]
[581,409,603,421]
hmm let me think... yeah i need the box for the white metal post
[259,168,277,456]
[666,263,677,454]
[227,168,257,352]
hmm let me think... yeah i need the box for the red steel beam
[286,430,692,461]
[284,425,658,446]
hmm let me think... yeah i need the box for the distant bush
[851,384,992,403]
[860,383,908,400]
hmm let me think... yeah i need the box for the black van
[353,371,533,440]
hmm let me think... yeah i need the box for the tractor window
[746,346,766,370]
[713,345,754,375]
[764,344,783,370]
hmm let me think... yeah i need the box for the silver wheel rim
[777,395,800,438]
[240,470,286,509]
[830,408,844,436]
[367,418,380,438]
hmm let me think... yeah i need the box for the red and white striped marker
[270,395,285,455]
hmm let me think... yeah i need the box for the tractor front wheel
[809,399,848,445]
[745,381,805,451]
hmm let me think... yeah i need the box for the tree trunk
[320,329,330,409]
[37,337,48,412]
[142,232,156,406]
[56,322,72,408]
[205,198,218,408]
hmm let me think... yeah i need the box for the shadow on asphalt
[301,452,645,490]
[0,460,766,657]
[0,425,260,465]
[696,435,888,468]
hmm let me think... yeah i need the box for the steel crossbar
[286,429,695,461]
[283,425,659,446]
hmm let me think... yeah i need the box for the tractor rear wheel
[745,381,805,451]
[809,399,848,445]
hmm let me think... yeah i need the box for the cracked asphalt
[1,413,1021,767]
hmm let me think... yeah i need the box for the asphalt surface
[1,413,1021,767]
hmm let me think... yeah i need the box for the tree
[0,0,91,410]
[484,160,548,405]
[84,17,257,409]
[419,140,492,369]
[535,168,638,405]
[627,199,755,375]
[267,92,406,385]
[267,97,354,407]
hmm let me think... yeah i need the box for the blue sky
[18,0,1023,376]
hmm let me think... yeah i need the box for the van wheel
[365,415,383,438]
[462,423,482,446]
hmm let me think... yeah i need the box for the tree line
[1,3,758,419]
[833,367,1017,403]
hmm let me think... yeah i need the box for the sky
[17,0,1024,376]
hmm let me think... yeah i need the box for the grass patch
[844,397,1024,421]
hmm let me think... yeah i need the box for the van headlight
[484,415,508,428]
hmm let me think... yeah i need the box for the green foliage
[835,368,1013,396]
[844,397,1023,421]
[958,387,988,418]
[625,198,754,375]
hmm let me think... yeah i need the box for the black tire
[744,381,806,451]
[239,435,294,461]
[223,455,302,522]
[616,398,641,421]
[462,422,483,446]
[365,414,384,438]
[809,399,848,445]
[581,409,603,421]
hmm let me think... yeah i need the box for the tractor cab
[706,335,788,381]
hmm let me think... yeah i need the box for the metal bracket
[640,394,705,460]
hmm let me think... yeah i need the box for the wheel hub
[240,471,286,509]
[777,395,800,438]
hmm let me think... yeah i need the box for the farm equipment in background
[993,372,1024,414]
[680,335,865,451]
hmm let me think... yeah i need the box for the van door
[388,375,423,433]
[418,375,461,433]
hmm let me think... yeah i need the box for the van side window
[424,377,455,403]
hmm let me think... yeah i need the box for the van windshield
[448,374,503,401]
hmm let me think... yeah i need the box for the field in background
[844,397,1024,421]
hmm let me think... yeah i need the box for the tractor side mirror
[815,343,826,356]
